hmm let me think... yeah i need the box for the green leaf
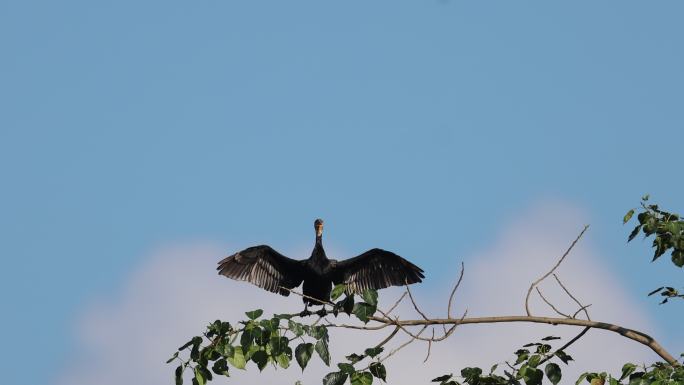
[323,372,349,385]
[672,249,684,267]
[522,367,543,385]
[353,303,377,323]
[576,373,589,385]
[166,351,179,363]
[212,358,229,376]
[555,350,573,364]
[620,363,637,381]
[315,339,330,366]
[179,336,202,351]
[628,372,644,385]
[194,367,205,385]
[461,367,482,381]
[331,284,347,300]
[364,347,384,358]
[270,336,289,356]
[648,287,664,296]
[338,363,356,374]
[346,353,365,364]
[288,320,305,337]
[251,350,268,371]
[541,336,561,341]
[628,225,642,242]
[515,350,530,365]
[361,290,378,307]
[351,371,374,385]
[240,329,254,352]
[175,365,184,385]
[295,343,314,370]
[369,362,387,382]
[527,354,541,368]
[227,346,247,369]
[307,325,329,341]
[432,375,453,382]
[341,295,355,315]
[490,364,498,374]
[245,309,264,320]
[545,363,562,385]
[624,209,635,224]
[276,353,291,369]
[260,319,276,331]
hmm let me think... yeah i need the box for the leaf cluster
[167,286,379,384]
[624,196,684,304]
[577,361,684,385]
[624,195,684,268]
[322,346,387,385]
[432,336,571,385]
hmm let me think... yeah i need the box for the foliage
[432,336,569,385]
[167,285,383,385]
[624,195,684,303]
[576,361,684,385]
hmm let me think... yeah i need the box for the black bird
[217,219,424,307]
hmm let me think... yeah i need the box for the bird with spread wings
[217,219,424,312]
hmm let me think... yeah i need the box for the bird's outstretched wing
[217,245,304,296]
[331,248,424,293]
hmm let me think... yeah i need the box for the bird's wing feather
[217,245,304,296]
[331,248,424,293]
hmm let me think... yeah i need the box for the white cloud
[57,201,666,385]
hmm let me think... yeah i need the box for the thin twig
[572,304,592,319]
[280,287,334,307]
[536,287,571,318]
[553,274,591,321]
[525,225,589,316]
[406,284,430,321]
[448,262,465,319]
[374,326,401,350]
[376,325,429,366]
[424,329,435,363]
[538,326,591,366]
[384,291,407,315]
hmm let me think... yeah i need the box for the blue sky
[1,1,683,384]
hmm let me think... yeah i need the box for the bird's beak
[316,223,323,237]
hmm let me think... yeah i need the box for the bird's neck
[311,236,327,261]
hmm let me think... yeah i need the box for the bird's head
[314,218,324,238]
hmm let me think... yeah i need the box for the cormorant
[217,219,424,307]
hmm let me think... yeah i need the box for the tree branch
[336,314,677,365]
[525,225,589,316]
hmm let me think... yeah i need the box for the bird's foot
[315,308,328,317]
[299,309,313,317]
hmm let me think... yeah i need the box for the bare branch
[572,304,592,319]
[535,286,571,318]
[448,261,465,319]
[375,325,429,366]
[383,291,407,315]
[525,225,589,316]
[539,326,591,366]
[423,329,435,363]
[334,314,677,365]
[373,326,401,350]
[553,274,591,321]
[280,286,334,307]
[406,284,430,321]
